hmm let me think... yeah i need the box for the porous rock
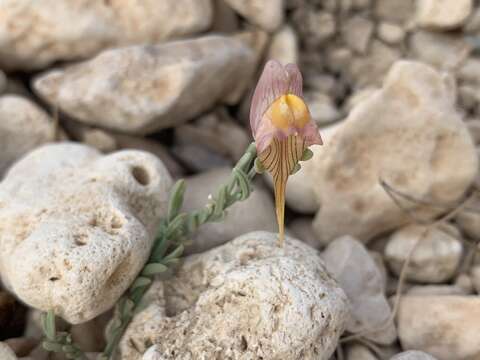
[0,143,172,323]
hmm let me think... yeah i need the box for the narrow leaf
[130,276,152,290]
[142,263,168,276]
[168,180,186,222]
[43,341,64,352]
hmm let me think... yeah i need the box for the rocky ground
[0,0,479,359]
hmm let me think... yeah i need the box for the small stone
[63,121,117,153]
[212,0,240,33]
[464,7,480,33]
[172,144,231,172]
[351,0,372,11]
[458,85,479,112]
[0,143,172,323]
[0,343,16,360]
[304,91,341,125]
[385,224,463,283]
[374,0,415,24]
[288,217,318,249]
[348,40,401,88]
[267,25,299,65]
[174,110,250,163]
[325,47,353,74]
[455,192,480,241]
[458,58,480,84]
[341,16,374,54]
[377,22,406,45]
[409,30,470,70]
[416,0,473,30]
[322,236,397,345]
[311,61,478,244]
[34,35,256,134]
[70,311,111,352]
[3,338,37,358]
[293,8,336,48]
[182,168,277,254]
[345,343,378,360]
[0,95,57,176]
[120,232,349,360]
[0,0,213,70]
[344,87,377,112]
[113,134,185,179]
[391,351,438,360]
[469,266,480,293]
[224,0,284,32]
[397,295,480,359]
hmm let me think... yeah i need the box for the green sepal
[301,148,313,161]
[291,163,301,175]
[142,263,168,276]
[254,157,265,174]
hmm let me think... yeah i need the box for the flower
[250,60,323,246]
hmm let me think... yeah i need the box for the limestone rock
[392,351,438,360]
[385,224,463,283]
[345,343,378,360]
[397,296,480,360]
[224,0,284,32]
[0,343,16,360]
[267,25,299,65]
[34,35,256,134]
[0,95,56,176]
[183,168,276,254]
[120,232,349,360]
[377,22,406,45]
[0,0,213,70]
[455,192,480,241]
[322,236,397,344]
[341,16,374,54]
[410,31,470,70]
[374,0,415,24]
[416,0,472,30]
[311,61,477,244]
[0,143,172,323]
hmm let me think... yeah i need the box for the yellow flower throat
[269,94,310,130]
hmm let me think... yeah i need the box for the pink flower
[250,60,323,246]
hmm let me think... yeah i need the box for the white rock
[374,0,415,24]
[34,35,256,134]
[266,25,299,65]
[0,342,17,360]
[345,343,378,360]
[377,22,406,45]
[407,284,469,296]
[416,0,472,29]
[0,95,56,176]
[288,217,318,249]
[348,40,401,88]
[341,16,374,54]
[410,31,470,70]
[0,0,213,70]
[385,224,463,283]
[224,0,284,32]
[455,192,480,241]
[0,143,172,323]
[322,236,397,345]
[120,232,349,360]
[305,91,341,125]
[311,61,478,244]
[397,295,480,360]
[183,168,277,254]
[293,9,336,48]
[391,351,438,360]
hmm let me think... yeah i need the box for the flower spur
[250,60,323,246]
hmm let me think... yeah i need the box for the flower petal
[258,135,306,246]
[285,63,303,98]
[250,60,289,139]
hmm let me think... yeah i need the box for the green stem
[99,142,258,360]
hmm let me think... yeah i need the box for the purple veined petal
[300,120,323,147]
[249,60,289,138]
[285,63,303,98]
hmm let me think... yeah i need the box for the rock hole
[111,215,123,229]
[49,277,60,282]
[240,336,248,351]
[131,166,150,186]
[73,234,88,246]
